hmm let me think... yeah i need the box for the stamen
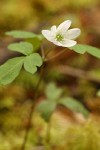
[56,34,63,41]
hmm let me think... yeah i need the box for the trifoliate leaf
[46,83,62,101]
[6,30,37,38]
[24,53,43,74]
[36,101,56,122]
[59,97,89,117]
[8,42,33,56]
[0,57,24,85]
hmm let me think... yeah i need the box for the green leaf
[24,63,37,74]
[6,30,37,38]
[0,57,24,85]
[59,97,89,117]
[24,57,37,74]
[8,42,34,56]
[29,53,43,67]
[36,101,56,121]
[70,44,87,54]
[24,53,43,74]
[70,44,100,58]
[46,83,62,101]
[86,45,100,59]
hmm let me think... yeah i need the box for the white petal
[51,25,56,32]
[57,20,71,33]
[61,39,77,47]
[42,30,51,38]
[42,30,54,42]
[66,28,81,39]
[53,40,63,46]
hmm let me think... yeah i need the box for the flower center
[56,34,63,41]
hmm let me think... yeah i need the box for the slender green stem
[41,45,45,60]
[46,120,52,144]
[41,45,53,60]
[43,120,52,150]
[20,64,44,150]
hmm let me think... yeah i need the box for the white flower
[42,20,81,47]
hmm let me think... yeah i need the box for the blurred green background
[0,0,100,150]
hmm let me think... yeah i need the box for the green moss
[53,120,100,150]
